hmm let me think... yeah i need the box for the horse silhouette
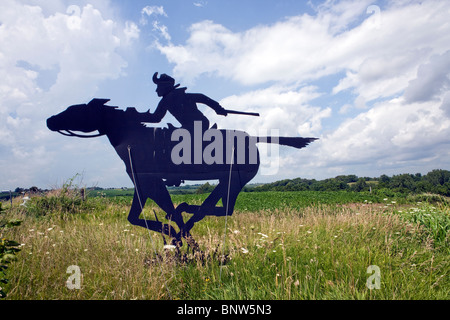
[47,98,317,246]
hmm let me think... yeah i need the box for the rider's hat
[153,72,180,89]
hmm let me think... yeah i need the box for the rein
[57,130,105,138]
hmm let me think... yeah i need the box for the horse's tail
[254,136,318,149]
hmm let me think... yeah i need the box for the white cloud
[404,50,450,103]
[156,3,379,85]
[152,20,171,42]
[0,0,137,189]
[142,5,167,18]
[333,49,430,105]
[214,85,328,137]
[157,1,450,89]
[155,0,450,178]
[440,91,450,118]
[155,20,241,83]
[139,5,170,45]
[3,0,450,188]
[140,5,167,26]
[313,0,375,34]
[284,95,450,180]
[193,1,207,8]
[124,21,140,44]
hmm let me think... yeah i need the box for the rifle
[224,109,260,117]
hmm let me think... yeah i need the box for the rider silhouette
[126,72,229,187]
[141,72,227,131]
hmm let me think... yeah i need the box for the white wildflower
[257,232,268,238]
[163,244,176,251]
[240,247,249,254]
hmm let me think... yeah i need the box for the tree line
[4,169,450,199]
[245,169,450,196]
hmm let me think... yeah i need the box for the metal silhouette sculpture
[47,73,317,247]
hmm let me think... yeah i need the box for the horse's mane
[102,105,150,129]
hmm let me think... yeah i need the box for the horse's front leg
[146,180,187,236]
[127,190,179,240]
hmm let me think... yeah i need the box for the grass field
[1,189,449,300]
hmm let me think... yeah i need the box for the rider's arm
[139,101,168,123]
[190,93,227,116]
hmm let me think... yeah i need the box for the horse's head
[47,98,111,138]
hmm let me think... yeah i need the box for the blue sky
[1,0,450,190]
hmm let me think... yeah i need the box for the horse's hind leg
[146,179,195,244]
[180,182,226,234]
[183,171,253,233]
[175,181,223,216]
[147,179,185,229]
[127,190,179,241]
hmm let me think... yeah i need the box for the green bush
[0,202,22,298]
[396,203,450,249]
[25,193,107,217]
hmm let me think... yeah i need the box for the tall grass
[1,191,449,300]
[394,203,450,249]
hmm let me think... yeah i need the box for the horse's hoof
[171,238,183,248]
